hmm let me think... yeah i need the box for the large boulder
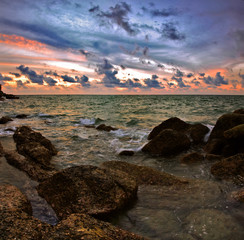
[101,161,188,186]
[0,116,13,124]
[37,165,138,220]
[211,154,244,185]
[189,123,209,144]
[205,113,244,156]
[142,129,191,156]
[148,117,191,140]
[13,126,57,167]
[4,151,56,182]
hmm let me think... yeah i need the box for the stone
[142,129,191,156]
[189,123,209,144]
[102,161,188,186]
[147,117,191,140]
[233,109,244,114]
[13,126,57,167]
[229,188,244,203]
[224,124,244,140]
[5,151,56,182]
[184,209,244,240]
[211,154,244,185]
[16,114,28,119]
[0,141,4,157]
[205,154,222,162]
[96,124,118,132]
[119,150,135,156]
[37,165,138,220]
[0,116,13,124]
[180,152,204,164]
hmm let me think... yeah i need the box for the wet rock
[13,126,57,167]
[189,123,209,144]
[148,117,191,140]
[0,141,4,157]
[0,116,13,124]
[224,124,244,140]
[142,129,191,156]
[4,151,56,182]
[96,124,118,132]
[4,94,19,99]
[184,209,244,240]
[233,109,244,114]
[16,114,28,119]
[119,150,135,156]
[211,154,244,185]
[102,161,188,186]
[205,113,244,156]
[0,97,5,101]
[84,125,96,129]
[205,154,222,162]
[229,188,244,203]
[37,165,138,220]
[180,152,204,164]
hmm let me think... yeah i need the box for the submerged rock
[102,161,188,186]
[37,165,138,220]
[96,124,118,132]
[147,117,190,140]
[16,114,28,119]
[184,209,244,240]
[210,154,244,185]
[0,116,13,124]
[119,150,135,156]
[180,152,204,164]
[13,126,57,167]
[142,129,191,156]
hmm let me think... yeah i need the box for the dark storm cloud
[199,73,205,77]
[44,77,57,86]
[0,18,72,48]
[17,65,44,85]
[16,80,27,88]
[75,75,91,87]
[144,74,164,89]
[0,73,12,81]
[79,49,94,58]
[45,71,59,77]
[187,73,194,78]
[231,79,239,89]
[9,72,21,77]
[174,69,184,77]
[239,73,244,88]
[61,75,76,83]
[199,72,228,86]
[161,22,185,40]
[171,76,189,88]
[191,78,200,86]
[89,2,137,35]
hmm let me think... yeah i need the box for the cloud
[9,72,21,77]
[44,77,57,86]
[187,73,194,78]
[144,75,164,89]
[45,71,59,77]
[61,75,76,83]
[16,65,44,85]
[199,73,205,77]
[75,75,91,87]
[239,73,244,88]
[171,76,189,88]
[175,69,184,77]
[16,80,27,88]
[0,73,12,81]
[161,22,185,40]
[79,49,94,58]
[199,72,228,86]
[191,78,201,86]
[150,8,179,17]
[89,2,137,35]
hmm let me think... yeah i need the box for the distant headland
[0,84,19,101]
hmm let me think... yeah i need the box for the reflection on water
[1,95,244,239]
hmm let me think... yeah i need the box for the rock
[16,114,28,119]
[96,124,118,132]
[233,109,244,114]
[0,141,4,157]
[0,97,5,101]
[13,126,57,167]
[119,150,135,156]
[224,124,244,139]
[37,165,138,220]
[184,209,244,240]
[4,94,19,99]
[189,123,209,144]
[205,154,222,162]
[142,129,191,156]
[102,161,188,186]
[4,151,56,182]
[0,116,13,124]
[229,188,244,203]
[84,125,95,129]
[211,154,244,185]
[148,117,191,140]
[180,152,204,164]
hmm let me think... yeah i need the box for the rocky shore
[0,109,244,239]
[0,84,19,101]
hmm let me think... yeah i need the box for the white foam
[79,118,95,126]
[204,124,214,142]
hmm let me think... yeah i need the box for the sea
[0,95,244,240]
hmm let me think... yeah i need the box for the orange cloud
[0,33,52,54]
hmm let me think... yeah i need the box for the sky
[0,0,244,95]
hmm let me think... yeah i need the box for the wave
[126,119,139,126]
[79,117,104,126]
[204,124,214,142]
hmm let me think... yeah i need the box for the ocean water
[0,95,244,239]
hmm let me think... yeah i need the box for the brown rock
[211,154,244,185]
[0,116,13,124]
[148,117,191,140]
[16,114,28,119]
[205,154,223,161]
[102,161,188,186]
[142,129,191,156]
[230,188,244,203]
[37,165,138,220]
[13,126,57,167]
[0,141,4,157]
[224,124,244,140]
[233,109,244,114]
[119,150,135,156]
[5,151,56,182]
[180,152,204,164]
[189,123,209,144]
[96,124,118,132]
